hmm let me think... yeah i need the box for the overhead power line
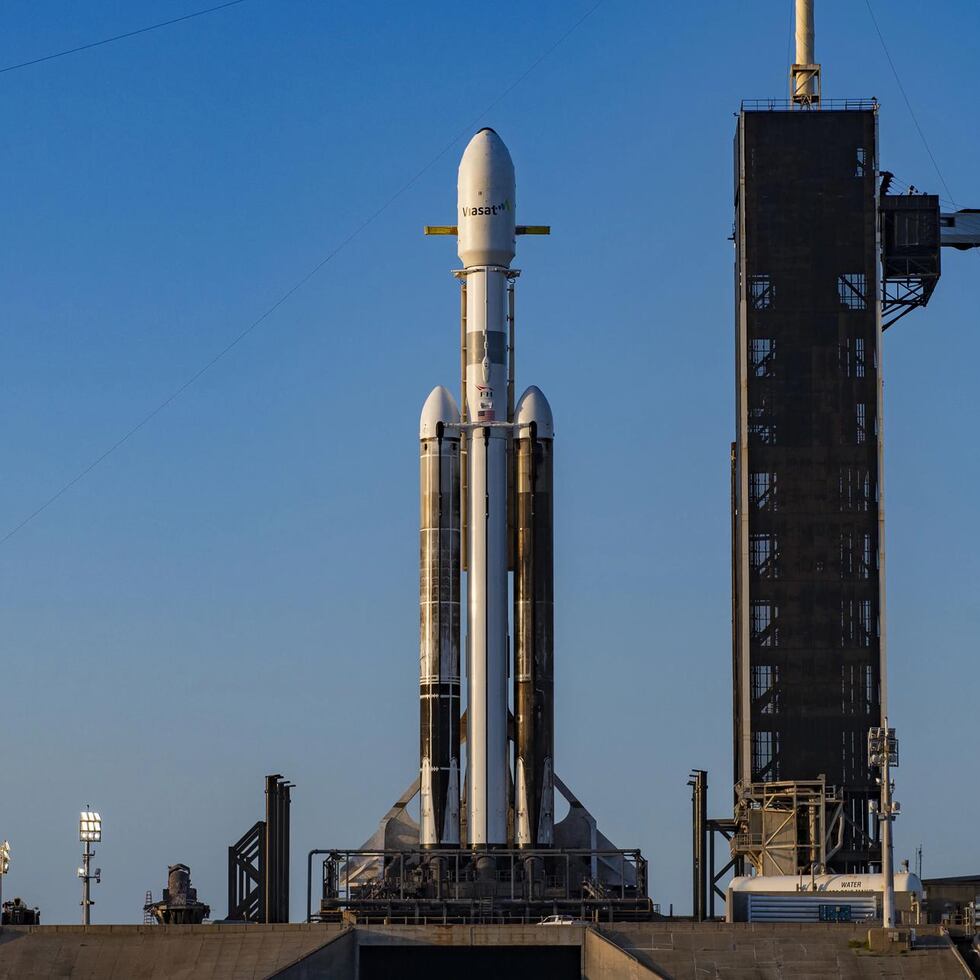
[863,0,956,206]
[0,0,251,76]
[0,0,604,547]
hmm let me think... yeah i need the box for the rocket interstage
[420,128,554,850]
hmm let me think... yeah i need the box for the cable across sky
[0,0,253,76]
[0,0,604,547]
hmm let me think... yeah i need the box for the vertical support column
[689,770,707,921]
[709,829,716,919]
[264,775,276,923]
[282,782,291,922]
[733,114,752,797]
[507,281,515,421]
[263,775,292,923]
[257,826,267,923]
[795,0,813,67]
[227,845,236,919]
[459,280,469,572]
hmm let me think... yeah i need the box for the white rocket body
[420,129,554,852]
[458,129,514,846]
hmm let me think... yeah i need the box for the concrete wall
[0,920,969,979]
[600,921,970,980]
[272,929,356,979]
[583,929,664,980]
[0,922,344,980]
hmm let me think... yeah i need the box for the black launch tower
[732,103,886,874]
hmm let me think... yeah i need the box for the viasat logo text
[461,199,511,217]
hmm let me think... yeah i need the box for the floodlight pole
[880,730,896,929]
[870,724,898,929]
[81,839,92,926]
[0,839,10,929]
[78,810,100,926]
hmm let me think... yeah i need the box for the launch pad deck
[309,846,654,925]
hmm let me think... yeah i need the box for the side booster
[513,386,555,848]
[419,385,462,848]
[420,128,555,849]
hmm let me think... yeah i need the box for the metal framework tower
[728,0,978,884]
[732,103,884,874]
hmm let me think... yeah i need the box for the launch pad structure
[309,771,650,924]
[311,16,978,926]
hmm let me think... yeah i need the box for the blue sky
[0,0,977,923]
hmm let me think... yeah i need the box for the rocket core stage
[421,128,554,850]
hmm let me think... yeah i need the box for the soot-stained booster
[420,129,554,849]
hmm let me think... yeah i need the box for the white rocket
[420,129,554,850]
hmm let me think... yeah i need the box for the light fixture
[78,808,102,925]
[79,811,102,843]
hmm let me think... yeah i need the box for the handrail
[740,98,878,112]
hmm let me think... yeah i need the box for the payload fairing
[420,129,554,850]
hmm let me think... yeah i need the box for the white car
[539,914,591,926]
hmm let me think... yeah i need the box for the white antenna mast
[790,0,821,105]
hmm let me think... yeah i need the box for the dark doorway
[359,944,580,980]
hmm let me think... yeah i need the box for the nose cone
[420,385,461,439]
[515,385,554,439]
[457,128,516,268]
